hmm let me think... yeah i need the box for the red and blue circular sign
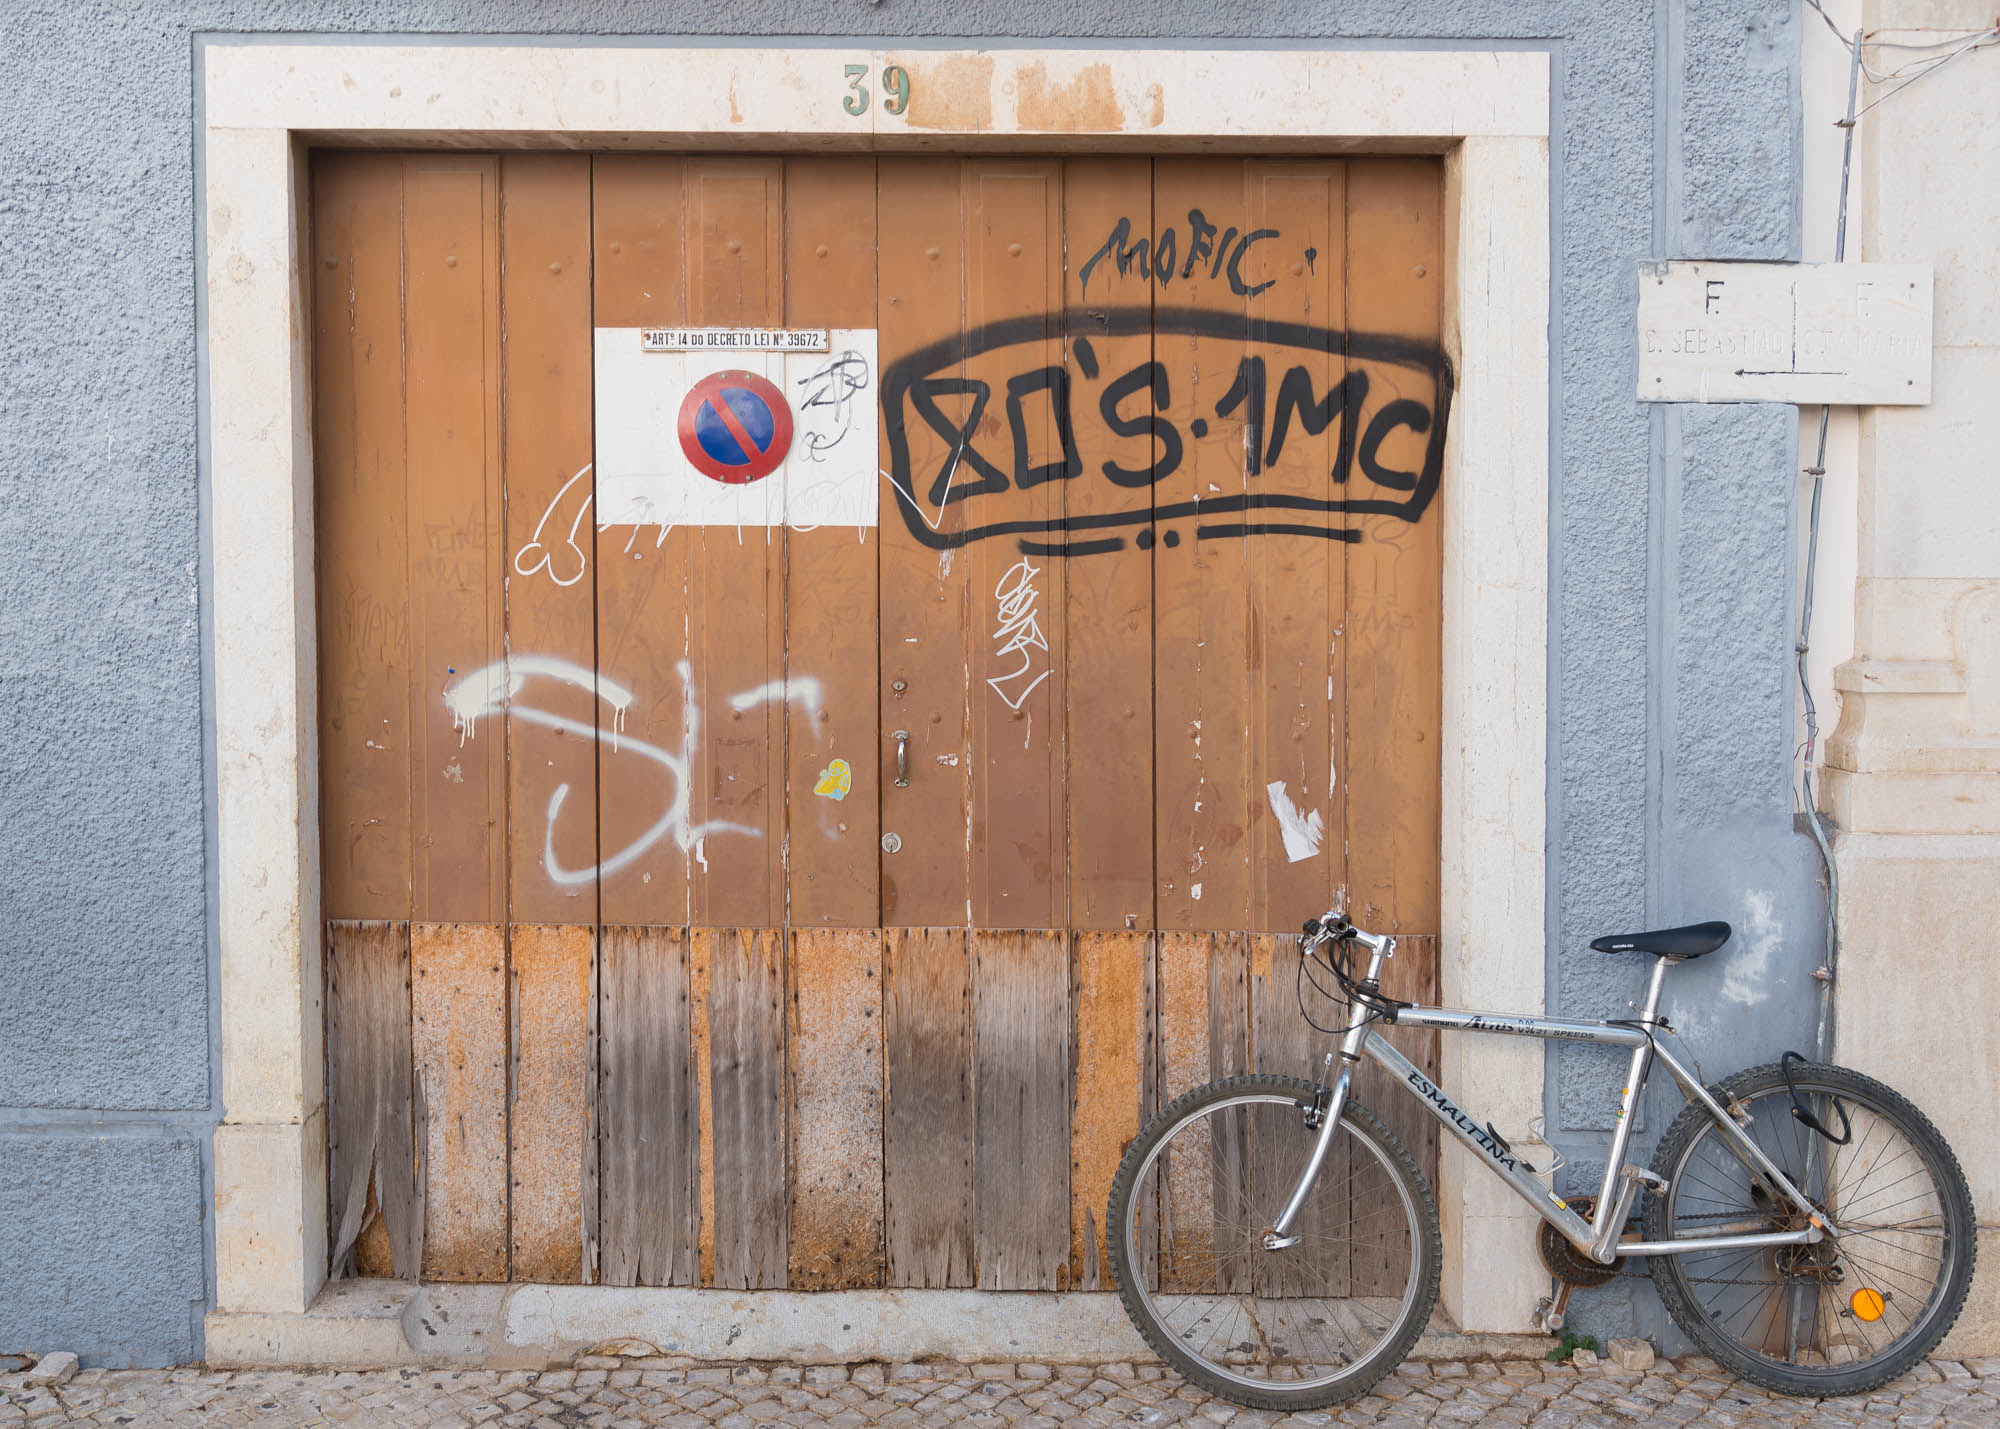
[678,370,794,485]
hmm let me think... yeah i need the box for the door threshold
[206,1280,1554,1370]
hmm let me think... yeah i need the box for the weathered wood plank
[705,927,789,1289]
[877,160,972,927]
[1341,157,1444,938]
[1244,162,1347,932]
[1155,930,1212,1291]
[326,921,420,1279]
[312,155,412,921]
[1251,932,1347,1298]
[590,154,695,927]
[781,157,882,929]
[685,162,788,928]
[599,925,698,1287]
[1070,931,1149,1291]
[883,927,974,1287]
[402,156,506,924]
[1061,158,1156,933]
[1206,932,1253,1294]
[973,930,1071,1290]
[411,921,507,1282]
[690,927,717,1284]
[498,153,598,924]
[1342,158,1445,1286]
[965,164,1067,930]
[509,924,595,1283]
[789,929,886,1288]
[1152,158,1255,931]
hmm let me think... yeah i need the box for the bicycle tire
[1105,1074,1441,1410]
[1646,1060,1976,1397]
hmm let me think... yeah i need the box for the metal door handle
[893,730,910,787]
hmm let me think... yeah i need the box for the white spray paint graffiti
[1719,890,1778,1008]
[442,656,823,886]
[512,463,595,588]
[1265,780,1326,863]
[986,557,1054,711]
[728,677,825,721]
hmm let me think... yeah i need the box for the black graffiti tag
[1078,210,1280,299]
[879,306,1453,557]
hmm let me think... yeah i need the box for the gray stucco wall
[0,0,1816,1365]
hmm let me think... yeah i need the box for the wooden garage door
[311,152,1446,1290]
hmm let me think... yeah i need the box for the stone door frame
[198,37,1551,1346]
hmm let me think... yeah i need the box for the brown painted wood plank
[972,930,1071,1290]
[326,920,420,1279]
[411,921,507,1282]
[312,155,413,920]
[705,927,789,1289]
[1342,159,1445,1254]
[883,927,974,1287]
[509,923,596,1283]
[964,165,1067,930]
[685,162,788,929]
[1244,162,1348,932]
[591,155,696,927]
[1061,158,1156,933]
[1152,159,1255,931]
[781,158,882,929]
[402,156,506,924]
[598,925,698,1287]
[788,929,886,1288]
[877,159,972,928]
[1069,931,1150,1291]
[1341,157,1444,939]
[498,154,598,924]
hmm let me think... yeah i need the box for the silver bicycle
[1106,912,1976,1408]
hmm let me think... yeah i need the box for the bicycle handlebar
[1302,911,1392,958]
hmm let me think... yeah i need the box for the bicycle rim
[1657,1075,1963,1377]
[1116,1089,1427,1396]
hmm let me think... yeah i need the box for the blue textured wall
[0,0,1813,1364]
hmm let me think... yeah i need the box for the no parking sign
[593,326,878,529]
[677,370,794,484]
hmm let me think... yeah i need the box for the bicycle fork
[1264,929,1394,1248]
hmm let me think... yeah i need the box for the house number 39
[843,64,912,116]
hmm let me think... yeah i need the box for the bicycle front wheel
[1105,1075,1440,1410]
[1647,1061,1976,1397]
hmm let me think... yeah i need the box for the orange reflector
[1851,1287,1886,1322]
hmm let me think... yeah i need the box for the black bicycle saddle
[1588,921,1732,960]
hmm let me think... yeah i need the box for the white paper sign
[1637,261,1932,405]
[594,327,878,528]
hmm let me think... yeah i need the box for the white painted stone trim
[200,38,1550,1343]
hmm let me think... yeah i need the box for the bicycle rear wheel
[1647,1061,1976,1397]
[1105,1074,1440,1410]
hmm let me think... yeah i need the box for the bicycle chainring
[1538,1197,1625,1288]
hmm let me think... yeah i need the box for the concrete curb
[206,1281,1557,1371]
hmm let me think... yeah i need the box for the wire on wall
[1795,7,1999,1061]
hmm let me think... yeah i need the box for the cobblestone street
[4,1354,1997,1428]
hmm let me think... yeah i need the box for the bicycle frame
[1270,931,1834,1266]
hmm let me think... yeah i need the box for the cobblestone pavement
[4,1354,1997,1428]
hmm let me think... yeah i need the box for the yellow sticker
[1851,1287,1886,1322]
[813,758,854,801]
